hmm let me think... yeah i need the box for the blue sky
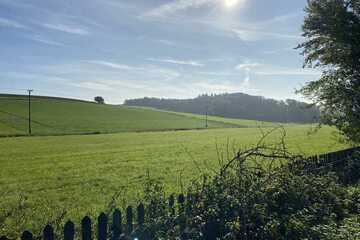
[0,0,321,103]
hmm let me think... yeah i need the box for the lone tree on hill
[94,96,105,104]
[298,0,360,143]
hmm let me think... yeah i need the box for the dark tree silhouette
[94,96,105,104]
[124,93,320,123]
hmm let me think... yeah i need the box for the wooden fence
[0,193,210,240]
[1,147,359,240]
[289,146,360,182]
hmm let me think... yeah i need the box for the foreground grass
[0,95,232,136]
[0,125,347,237]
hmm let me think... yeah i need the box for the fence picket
[64,221,75,240]
[178,194,185,214]
[81,216,92,240]
[98,213,107,240]
[186,193,193,215]
[126,206,133,234]
[43,225,54,240]
[177,194,186,237]
[21,231,33,240]
[169,194,175,216]
[137,203,145,226]
[112,209,122,240]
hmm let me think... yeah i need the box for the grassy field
[0,124,347,237]
[0,95,239,136]
[135,106,279,128]
[0,94,349,237]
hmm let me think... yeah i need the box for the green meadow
[0,95,349,237]
[0,125,346,237]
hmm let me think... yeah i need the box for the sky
[0,0,321,104]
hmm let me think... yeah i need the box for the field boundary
[0,126,242,138]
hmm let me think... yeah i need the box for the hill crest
[124,92,320,123]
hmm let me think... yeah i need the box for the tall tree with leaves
[298,0,360,143]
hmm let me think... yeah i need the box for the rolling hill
[124,92,321,123]
[0,94,267,136]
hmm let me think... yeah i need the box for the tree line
[124,92,320,123]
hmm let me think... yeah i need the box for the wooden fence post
[82,216,92,240]
[64,221,75,240]
[98,213,108,240]
[21,231,33,240]
[43,225,54,240]
[177,194,186,237]
[126,206,133,234]
[137,203,145,227]
[178,194,185,214]
[186,193,193,216]
[112,209,122,240]
[169,194,175,216]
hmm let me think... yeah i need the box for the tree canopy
[94,96,105,104]
[125,93,320,123]
[298,0,360,143]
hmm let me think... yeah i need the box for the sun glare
[224,0,239,8]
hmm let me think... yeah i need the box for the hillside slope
[0,94,235,136]
[125,93,320,123]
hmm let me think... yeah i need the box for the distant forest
[124,93,320,123]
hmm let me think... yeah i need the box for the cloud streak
[148,58,205,67]
[41,23,90,35]
[85,60,142,71]
[235,61,321,76]
[0,17,28,29]
[143,0,215,18]
[28,35,65,47]
[232,28,303,41]
[235,62,262,70]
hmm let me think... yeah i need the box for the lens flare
[224,0,238,8]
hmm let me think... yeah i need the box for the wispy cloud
[85,60,142,71]
[156,39,177,46]
[192,78,257,93]
[235,62,262,70]
[85,60,179,80]
[254,68,321,76]
[0,17,28,29]
[182,10,302,42]
[67,81,115,91]
[235,61,320,76]
[143,0,215,18]
[52,60,181,83]
[28,35,65,47]
[148,58,205,67]
[232,28,302,41]
[41,23,90,35]
[261,12,303,26]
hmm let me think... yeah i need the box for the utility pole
[27,89,33,135]
[205,105,208,128]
